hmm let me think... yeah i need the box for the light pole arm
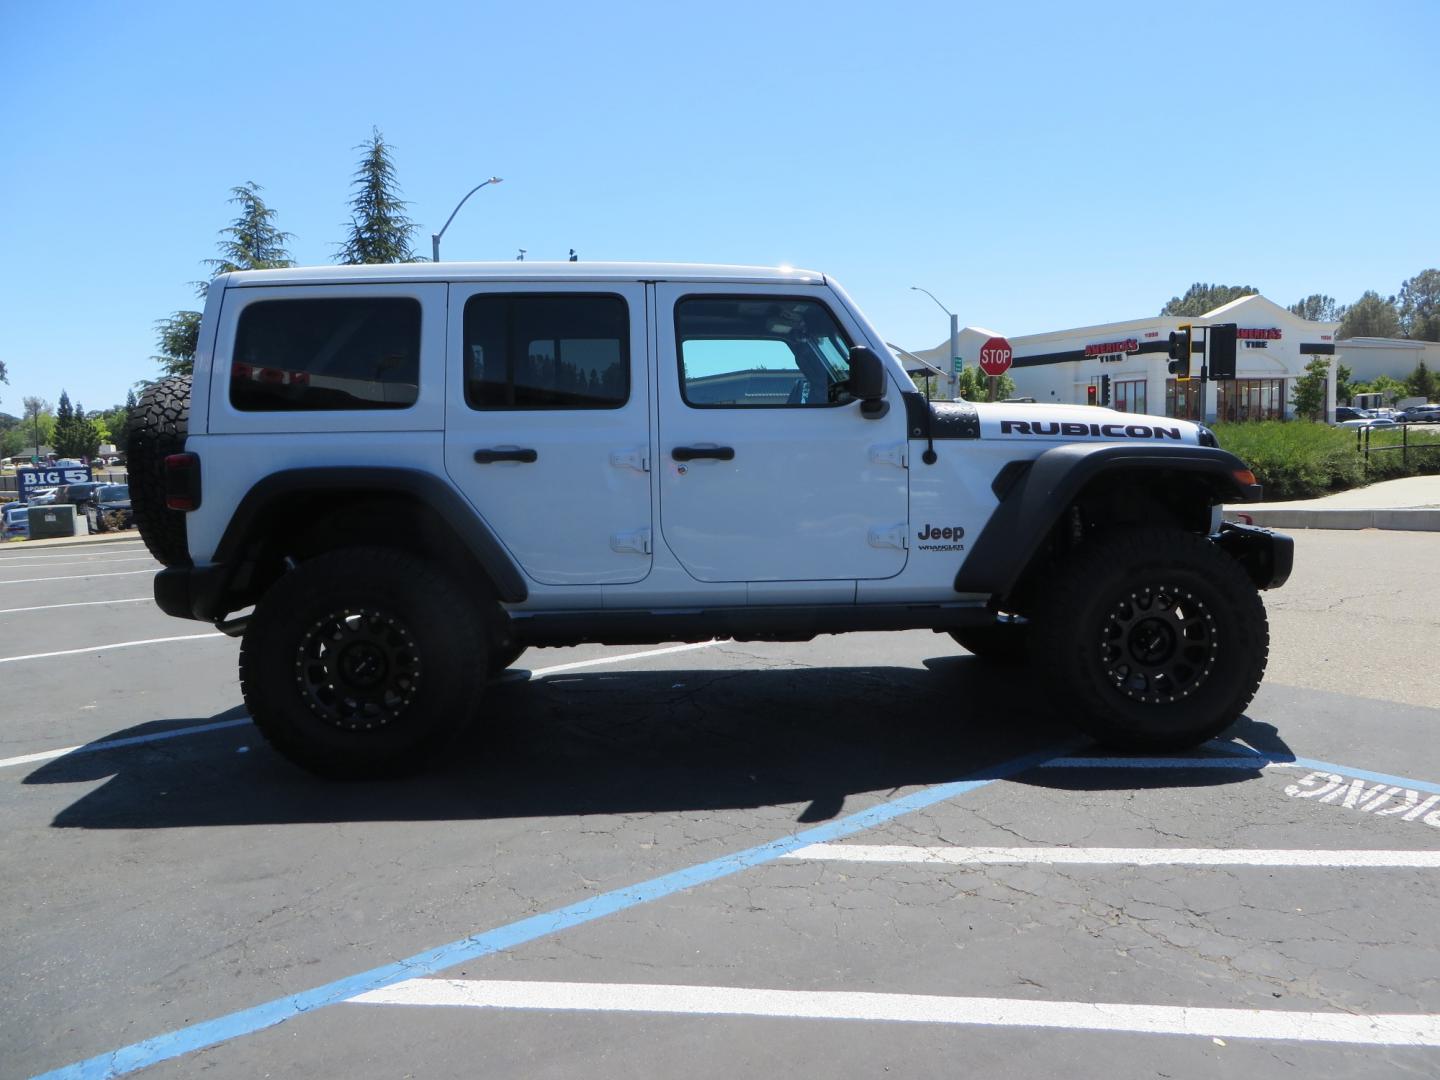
[432,177,502,262]
[909,285,953,318]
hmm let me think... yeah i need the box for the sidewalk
[1227,475,1440,532]
[0,529,143,551]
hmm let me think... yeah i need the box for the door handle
[671,446,735,462]
[473,448,538,464]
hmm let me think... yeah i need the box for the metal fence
[1357,423,1440,466]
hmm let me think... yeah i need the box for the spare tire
[125,373,192,568]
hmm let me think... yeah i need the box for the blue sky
[2,0,1435,415]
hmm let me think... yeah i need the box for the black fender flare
[953,443,1262,597]
[213,467,527,604]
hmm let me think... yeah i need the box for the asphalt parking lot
[3,532,1439,1079]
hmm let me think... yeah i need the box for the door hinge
[868,441,908,468]
[610,447,651,473]
[610,528,652,555]
[868,524,909,550]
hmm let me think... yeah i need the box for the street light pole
[431,176,503,262]
[911,286,960,400]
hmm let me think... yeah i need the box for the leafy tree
[1288,294,1338,322]
[0,427,24,459]
[1160,284,1257,318]
[955,365,1015,402]
[0,358,7,408]
[153,310,202,376]
[1350,374,1408,405]
[338,128,418,264]
[1407,360,1438,401]
[1289,356,1330,420]
[1336,290,1400,338]
[1398,269,1440,341]
[1334,362,1355,405]
[22,396,51,458]
[205,181,295,278]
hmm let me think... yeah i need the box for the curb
[1227,508,1440,532]
[0,530,145,551]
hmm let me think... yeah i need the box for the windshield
[99,485,130,500]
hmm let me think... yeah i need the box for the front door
[655,284,909,583]
[444,283,652,586]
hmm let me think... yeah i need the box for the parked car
[2,503,28,539]
[1397,405,1440,424]
[84,484,133,532]
[1338,417,1398,430]
[26,487,59,505]
[53,482,107,506]
[1334,407,1371,423]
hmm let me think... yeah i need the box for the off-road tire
[949,622,1030,665]
[240,547,487,779]
[1031,527,1268,751]
[487,641,526,677]
[124,374,191,567]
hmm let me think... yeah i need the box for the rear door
[443,283,653,586]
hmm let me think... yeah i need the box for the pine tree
[337,128,418,264]
[205,181,295,277]
[155,182,294,377]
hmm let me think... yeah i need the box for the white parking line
[350,978,1440,1047]
[0,555,156,569]
[0,718,252,769]
[0,547,147,563]
[0,597,151,615]
[0,640,726,771]
[783,844,1440,868]
[0,632,226,665]
[0,569,156,585]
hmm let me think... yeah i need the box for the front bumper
[1213,520,1294,590]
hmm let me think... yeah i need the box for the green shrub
[1211,421,1440,501]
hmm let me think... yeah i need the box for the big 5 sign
[18,466,91,495]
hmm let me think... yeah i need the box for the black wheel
[949,620,1030,665]
[240,547,487,778]
[124,374,191,567]
[1031,528,1268,751]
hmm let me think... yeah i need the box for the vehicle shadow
[28,656,1288,830]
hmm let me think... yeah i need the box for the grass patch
[1212,421,1440,501]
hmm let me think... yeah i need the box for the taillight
[164,453,202,511]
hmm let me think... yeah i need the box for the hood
[973,401,1206,445]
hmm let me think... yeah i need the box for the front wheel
[1031,528,1268,752]
[240,547,487,778]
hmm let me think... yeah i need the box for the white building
[913,294,1342,422]
[1335,335,1440,389]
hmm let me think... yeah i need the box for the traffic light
[1086,384,1098,406]
[1208,323,1237,380]
[1100,374,1112,406]
[1168,324,1193,380]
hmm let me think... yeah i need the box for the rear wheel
[124,374,191,567]
[1031,528,1267,751]
[240,547,487,778]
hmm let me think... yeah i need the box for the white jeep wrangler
[127,263,1292,777]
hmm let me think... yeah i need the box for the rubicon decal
[916,524,965,552]
[1000,419,1184,440]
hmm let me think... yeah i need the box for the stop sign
[978,336,1013,377]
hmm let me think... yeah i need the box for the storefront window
[1165,379,1203,420]
[1113,378,1146,414]
[1215,378,1287,422]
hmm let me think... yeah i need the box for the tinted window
[676,297,854,407]
[464,294,628,409]
[231,297,421,412]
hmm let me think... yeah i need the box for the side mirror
[848,346,889,418]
